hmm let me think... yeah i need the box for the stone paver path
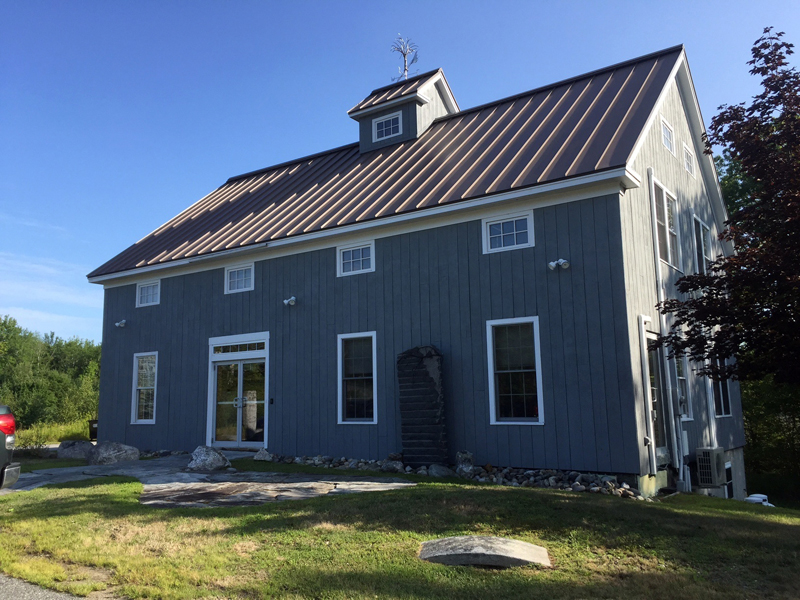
[4,451,415,507]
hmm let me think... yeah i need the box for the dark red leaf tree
[655,27,800,385]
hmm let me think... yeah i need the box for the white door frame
[206,331,270,448]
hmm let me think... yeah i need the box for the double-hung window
[482,210,534,253]
[683,143,696,177]
[487,316,543,424]
[136,281,160,307]
[654,183,680,269]
[337,241,375,276]
[372,111,402,142]
[132,352,157,424]
[337,332,377,424]
[693,217,712,274]
[661,117,675,155]
[712,358,732,417]
[225,263,254,294]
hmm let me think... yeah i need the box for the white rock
[419,536,551,568]
[187,446,231,471]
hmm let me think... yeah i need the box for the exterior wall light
[283,296,297,306]
[548,259,570,270]
[115,320,127,328]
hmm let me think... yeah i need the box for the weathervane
[391,35,419,81]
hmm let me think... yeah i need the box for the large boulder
[419,536,551,568]
[381,460,405,474]
[58,440,94,460]
[187,446,231,471]
[427,464,457,478]
[87,442,140,465]
[455,450,474,478]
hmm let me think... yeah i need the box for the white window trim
[481,209,534,254]
[486,316,544,425]
[337,331,378,425]
[224,262,254,294]
[336,240,376,277]
[693,215,712,275]
[135,280,160,307]
[372,111,403,143]
[654,178,682,272]
[683,142,696,177]
[131,351,157,425]
[661,116,676,156]
[677,355,693,421]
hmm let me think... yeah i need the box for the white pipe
[646,167,684,482]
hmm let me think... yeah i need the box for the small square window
[337,242,375,277]
[225,263,254,294]
[482,211,533,254]
[661,117,675,155]
[372,111,403,142]
[136,281,160,307]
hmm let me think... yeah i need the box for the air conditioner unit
[696,447,726,487]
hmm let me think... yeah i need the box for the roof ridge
[432,44,684,125]
[363,68,442,96]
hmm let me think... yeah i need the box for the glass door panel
[215,363,239,442]
[241,362,266,443]
[647,346,670,464]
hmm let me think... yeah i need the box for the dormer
[348,68,459,154]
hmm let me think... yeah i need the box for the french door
[213,360,266,447]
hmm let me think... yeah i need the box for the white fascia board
[91,167,636,287]
[348,92,430,119]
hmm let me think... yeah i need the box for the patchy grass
[18,458,88,473]
[16,420,90,446]
[0,473,798,599]
[230,457,456,483]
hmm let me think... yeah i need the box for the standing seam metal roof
[89,46,683,278]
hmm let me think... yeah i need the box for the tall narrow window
[693,217,712,274]
[661,117,675,154]
[676,356,692,419]
[225,263,254,294]
[654,183,680,269]
[136,281,160,307]
[338,332,377,424]
[132,352,157,424]
[712,358,732,417]
[487,317,543,424]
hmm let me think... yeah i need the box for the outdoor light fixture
[548,259,570,271]
[115,320,126,328]
[283,296,297,306]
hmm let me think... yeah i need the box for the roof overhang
[347,91,431,120]
[88,165,639,285]
[348,70,459,120]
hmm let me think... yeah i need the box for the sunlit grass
[0,472,798,599]
[16,420,90,446]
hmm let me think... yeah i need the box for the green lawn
[0,471,798,599]
[18,458,88,473]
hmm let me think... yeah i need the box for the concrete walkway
[4,451,415,507]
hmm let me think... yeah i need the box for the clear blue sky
[1,0,798,343]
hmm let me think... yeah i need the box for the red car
[0,405,20,490]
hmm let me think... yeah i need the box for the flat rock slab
[419,536,551,568]
[140,476,414,508]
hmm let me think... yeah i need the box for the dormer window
[372,112,402,142]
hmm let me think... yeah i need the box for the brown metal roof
[348,69,443,114]
[89,46,683,279]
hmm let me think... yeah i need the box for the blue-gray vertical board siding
[98,192,642,473]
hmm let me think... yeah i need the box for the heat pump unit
[696,447,726,487]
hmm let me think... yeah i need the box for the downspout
[646,167,684,484]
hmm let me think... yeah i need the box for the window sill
[490,420,544,426]
[714,414,733,419]
[130,421,155,425]
[680,416,694,422]
[658,258,684,274]
[337,420,377,425]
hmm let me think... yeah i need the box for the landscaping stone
[455,450,474,478]
[381,460,405,473]
[87,441,140,465]
[57,440,94,460]
[428,464,456,478]
[253,449,274,462]
[186,446,231,471]
[419,536,551,568]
